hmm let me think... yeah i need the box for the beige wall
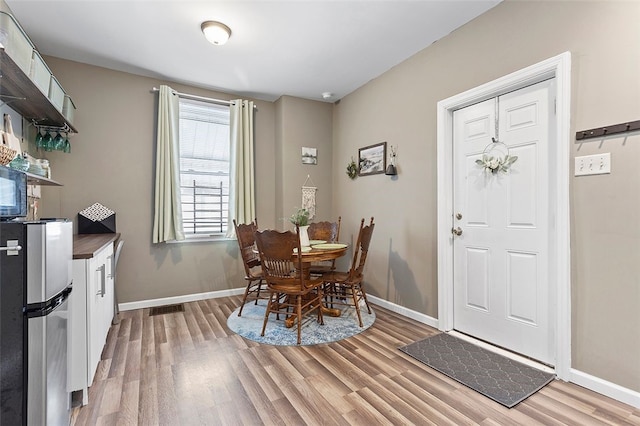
[332,1,640,392]
[38,57,281,303]
[275,96,334,229]
[37,57,334,306]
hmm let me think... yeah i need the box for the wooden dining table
[287,242,349,327]
[253,240,349,327]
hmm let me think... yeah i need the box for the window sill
[166,235,235,244]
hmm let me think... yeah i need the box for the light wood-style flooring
[71,296,640,425]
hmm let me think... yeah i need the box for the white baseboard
[118,287,245,311]
[367,295,439,329]
[570,369,640,409]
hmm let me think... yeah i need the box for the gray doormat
[399,333,555,408]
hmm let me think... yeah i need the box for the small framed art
[302,147,317,165]
[358,142,387,176]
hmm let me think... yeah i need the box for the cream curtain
[226,99,256,238]
[152,85,185,243]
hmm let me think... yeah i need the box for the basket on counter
[0,145,18,166]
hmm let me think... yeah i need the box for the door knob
[451,227,463,236]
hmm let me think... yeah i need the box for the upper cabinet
[0,11,77,133]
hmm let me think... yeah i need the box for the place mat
[293,246,312,253]
[312,243,347,250]
[399,333,555,408]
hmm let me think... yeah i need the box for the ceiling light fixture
[201,21,232,45]
[322,92,333,100]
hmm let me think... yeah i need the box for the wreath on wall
[346,157,358,179]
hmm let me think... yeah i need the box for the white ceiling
[6,0,500,103]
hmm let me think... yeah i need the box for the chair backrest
[348,217,375,280]
[308,216,342,242]
[254,226,304,291]
[233,218,261,276]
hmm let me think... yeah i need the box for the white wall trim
[436,52,572,380]
[570,369,640,409]
[118,287,245,311]
[367,295,439,328]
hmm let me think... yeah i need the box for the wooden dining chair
[307,216,341,275]
[255,225,324,344]
[323,217,375,327]
[233,218,265,316]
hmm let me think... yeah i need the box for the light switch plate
[575,153,611,176]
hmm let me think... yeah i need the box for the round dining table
[286,242,349,327]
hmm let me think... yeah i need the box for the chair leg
[254,279,265,305]
[261,292,276,337]
[351,284,364,327]
[317,288,324,325]
[359,283,372,314]
[296,295,302,345]
[238,279,254,316]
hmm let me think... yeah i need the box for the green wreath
[346,158,358,179]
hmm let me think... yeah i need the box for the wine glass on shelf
[53,132,65,151]
[63,134,71,153]
[42,132,53,152]
[34,130,44,150]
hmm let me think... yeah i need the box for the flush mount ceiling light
[322,92,333,100]
[201,21,231,45]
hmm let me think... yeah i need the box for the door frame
[436,52,571,380]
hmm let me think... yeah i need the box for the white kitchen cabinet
[68,235,117,405]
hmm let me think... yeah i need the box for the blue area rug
[227,299,375,346]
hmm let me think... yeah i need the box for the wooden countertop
[73,233,120,259]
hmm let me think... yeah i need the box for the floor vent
[149,303,185,316]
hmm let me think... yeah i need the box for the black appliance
[0,165,28,219]
[0,219,73,425]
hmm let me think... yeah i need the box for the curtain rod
[150,87,257,109]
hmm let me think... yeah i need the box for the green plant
[289,207,310,226]
[346,157,358,179]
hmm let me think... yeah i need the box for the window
[178,98,230,237]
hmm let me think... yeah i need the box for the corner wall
[38,57,278,304]
[332,0,640,393]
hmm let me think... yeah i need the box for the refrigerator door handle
[0,240,22,255]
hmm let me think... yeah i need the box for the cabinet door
[86,254,103,384]
[86,243,114,384]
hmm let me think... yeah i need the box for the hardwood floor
[71,296,640,425]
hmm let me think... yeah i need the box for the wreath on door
[476,138,518,174]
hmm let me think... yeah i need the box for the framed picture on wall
[302,147,317,164]
[358,142,387,176]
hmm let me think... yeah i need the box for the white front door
[452,79,555,365]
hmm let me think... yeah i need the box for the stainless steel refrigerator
[0,219,73,426]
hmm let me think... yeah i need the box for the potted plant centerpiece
[289,207,311,247]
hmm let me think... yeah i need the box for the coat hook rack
[575,119,640,141]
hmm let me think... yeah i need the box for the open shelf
[24,171,61,186]
[0,48,77,133]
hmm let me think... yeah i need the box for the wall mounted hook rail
[576,119,640,141]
